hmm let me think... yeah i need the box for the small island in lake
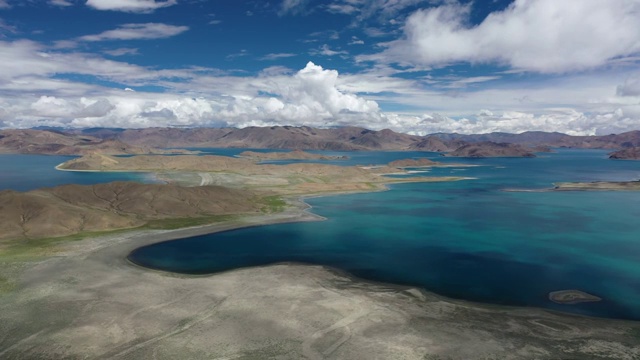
[609,147,640,160]
[549,290,602,304]
[444,141,537,158]
[553,180,640,191]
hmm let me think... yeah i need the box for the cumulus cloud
[79,23,189,42]
[393,108,640,136]
[1,35,638,135]
[86,0,177,13]
[0,61,388,130]
[367,0,640,73]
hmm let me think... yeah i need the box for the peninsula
[237,150,348,161]
[609,147,640,160]
[553,180,640,191]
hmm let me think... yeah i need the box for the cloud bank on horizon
[0,0,639,135]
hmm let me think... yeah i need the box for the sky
[0,0,639,135]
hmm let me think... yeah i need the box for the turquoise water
[129,149,640,320]
[0,154,157,191]
[2,151,640,320]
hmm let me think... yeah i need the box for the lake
[2,150,639,320]
[127,149,640,320]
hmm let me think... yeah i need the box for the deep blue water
[128,149,640,320]
[0,154,157,191]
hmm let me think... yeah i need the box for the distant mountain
[432,130,640,149]
[408,136,466,152]
[4,126,640,155]
[444,142,536,158]
[0,129,190,155]
[88,126,426,151]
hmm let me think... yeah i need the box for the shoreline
[3,182,640,358]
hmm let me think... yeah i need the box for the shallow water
[129,149,640,320]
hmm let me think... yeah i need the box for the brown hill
[78,126,421,151]
[0,182,260,242]
[446,142,536,158]
[408,136,466,152]
[0,129,190,155]
[609,147,640,160]
[432,130,640,150]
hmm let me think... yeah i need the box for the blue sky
[1,0,639,135]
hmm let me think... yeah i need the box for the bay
[129,149,640,320]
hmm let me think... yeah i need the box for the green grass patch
[143,215,234,230]
[0,215,236,261]
[0,228,136,262]
[259,195,287,213]
[0,275,14,294]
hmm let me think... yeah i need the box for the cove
[128,149,640,320]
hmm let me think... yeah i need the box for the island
[553,180,640,191]
[609,147,640,160]
[444,142,537,158]
[549,290,602,304]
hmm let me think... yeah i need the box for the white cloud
[0,61,388,130]
[279,0,309,16]
[310,44,348,57]
[349,36,364,45]
[79,23,189,41]
[50,0,73,6]
[103,47,140,56]
[0,37,638,136]
[259,53,296,61]
[368,0,640,73]
[85,0,177,13]
[0,1,10,9]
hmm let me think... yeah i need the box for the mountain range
[2,126,640,158]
